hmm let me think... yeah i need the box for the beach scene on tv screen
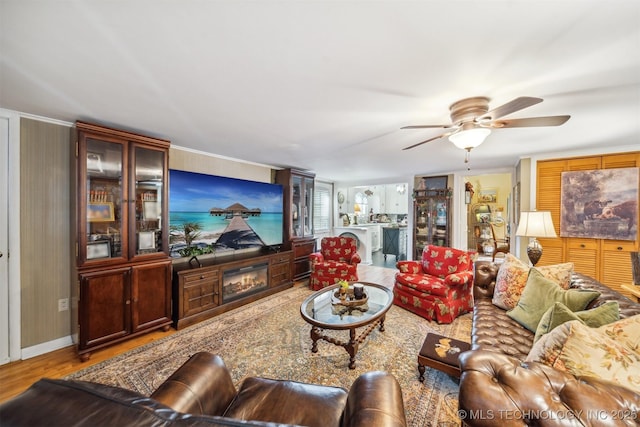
[169,169,284,258]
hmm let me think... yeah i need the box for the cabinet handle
[617,246,623,251]
[200,275,205,279]
[580,244,585,248]
[125,299,131,305]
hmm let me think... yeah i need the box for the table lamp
[515,211,557,266]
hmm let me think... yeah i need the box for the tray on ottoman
[418,332,470,381]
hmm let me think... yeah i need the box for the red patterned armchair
[309,236,361,291]
[394,245,474,323]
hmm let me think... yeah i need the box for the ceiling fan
[401,96,570,160]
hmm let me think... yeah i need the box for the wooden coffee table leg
[379,314,386,332]
[310,326,321,353]
[346,328,358,369]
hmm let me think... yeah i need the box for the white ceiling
[2,0,639,183]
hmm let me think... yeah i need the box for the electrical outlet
[58,298,69,312]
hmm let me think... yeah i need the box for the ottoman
[418,333,470,381]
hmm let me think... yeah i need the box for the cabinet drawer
[566,238,598,250]
[271,253,292,265]
[293,240,315,257]
[601,240,638,252]
[182,269,219,284]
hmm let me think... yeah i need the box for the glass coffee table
[300,282,394,369]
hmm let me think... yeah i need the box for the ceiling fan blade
[401,124,451,129]
[492,115,571,128]
[402,132,453,150]
[478,96,543,121]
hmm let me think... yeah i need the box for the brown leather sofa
[458,261,640,426]
[0,352,407,427]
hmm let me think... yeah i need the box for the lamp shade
[516,211,557,238]
[448,126,491,150]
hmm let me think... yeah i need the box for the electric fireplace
[222,262,269,303]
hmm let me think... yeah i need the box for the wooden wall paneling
[536,159,566,265]
[566,156,601,171]
[19,118,72,347]
[537,152,640,299]
[537,243,563,266]
[602,152,640,169]
[562,156,602,277]
[601,152,640,294]
[601,240,637,295]
[602,151,640,241]
[565,238,599,279]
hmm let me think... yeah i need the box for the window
[354,192,368,215]
[313,181,332,232]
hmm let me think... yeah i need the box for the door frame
[0,109,21,364]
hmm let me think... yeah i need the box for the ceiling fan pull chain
[465,148,471,163]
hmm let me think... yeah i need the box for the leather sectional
[458,261,640,426]
[0,352,407,427]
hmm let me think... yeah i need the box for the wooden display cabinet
[469,203,493,253]
[412,188,451,259]
[276,168,316,280]
[72,121,172,361]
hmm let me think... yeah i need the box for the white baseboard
[21,335,73,360]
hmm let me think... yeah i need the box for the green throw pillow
[506,268,600,332]
[533,301,620,342]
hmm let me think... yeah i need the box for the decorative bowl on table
[332,287,368,307]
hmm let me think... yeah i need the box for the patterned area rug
[67,285,471,427]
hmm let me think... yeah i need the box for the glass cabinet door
[84,137,127,263]
[414,198,428,258]
[433,200,448,246]
[303,176,313,236]
[292,175,303,237]
[132,145,166,257]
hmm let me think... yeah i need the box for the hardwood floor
[0,327,176,403]
[0,263,396,404]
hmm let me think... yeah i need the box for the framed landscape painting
[560,167,638,240]
[87,202,115,222]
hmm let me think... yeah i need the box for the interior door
[0,116,9,364]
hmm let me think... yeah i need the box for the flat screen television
[169,169,284,258]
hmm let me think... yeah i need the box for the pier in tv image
[169,169,284,258]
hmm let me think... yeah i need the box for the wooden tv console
[172,249,293,329]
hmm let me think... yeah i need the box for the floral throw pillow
[527,315,640,393]
[492,254,574,310]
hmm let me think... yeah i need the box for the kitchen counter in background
[333,225,382,264]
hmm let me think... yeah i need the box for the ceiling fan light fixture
[448,126,491,150]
